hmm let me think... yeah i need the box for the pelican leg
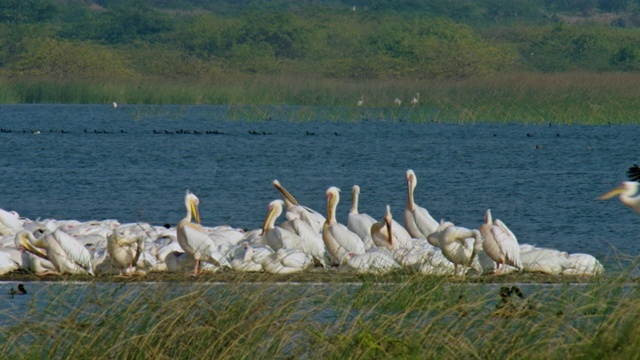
[193,259,201,276]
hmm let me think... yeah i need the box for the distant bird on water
[9,284,27,297]
[112,102,118,109]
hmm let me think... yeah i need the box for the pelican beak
[190,200,201,224]
[18,233,49,260]
[385,217,393,244]
[261,204,276,236]
[273,180,299,206]
[598,186,623,200]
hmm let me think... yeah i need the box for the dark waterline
[0,104,637,265]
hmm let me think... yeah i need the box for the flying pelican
[0,209,22,236]
[176,191,230,275]
[410,92,420,106]
[261,199,326,266]
[347,185,376,247]
[427,220,483,276]
[15,225,94,275]
[371,205,413,251]
[598,181,640,215]
[357,95,364,107]
[394,98,402,106]
[107,226,146,276]
[627,164,640,181]
[404,169,439,243]
[322,187,365,265]
[272,180,325,233]
[479,209,522,274]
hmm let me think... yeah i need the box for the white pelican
[0,249,20,275]
[0,209,22,236]
[261,199,326,266]
[176,191,231,275]
[562,253,604,276]
[272,180,325,233]
[427,220,482,276]
[322,187,365,265]
[229,242,263,272]
[410,92,420,106]
[107,227,146,276]
[15,226,94,275]
[479,209,522,274]
[347,185,376,248]
[598,181,640,215]
[404,169,439,243]
[520,246,570,275]
[371,205,413,251]
[252,246,312,274]
[357,95,364,107]
[394,97,402,106]
[340,251,399,274]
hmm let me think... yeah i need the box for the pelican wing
[0,250,19,275]
[628,164,640,182]
[181,222,215,254]
[411,206,439,237]
[52,230,94,275]
[347,212,376,241]
[490,225,522,269]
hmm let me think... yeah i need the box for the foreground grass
[1,268,640,359]
[2,72,640,125]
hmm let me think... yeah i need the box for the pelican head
[484,209,493,224]
[261,199,284,235]
[406,169,417,210]
[598,181,638,200]
[326,187,341,221]
[273,179,299,206]
[14,230,48,260]
[185,191,201,224]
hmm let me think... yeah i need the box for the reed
[0,269,638,359]
[1,72,640,125]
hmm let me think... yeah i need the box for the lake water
[0,104,638,266]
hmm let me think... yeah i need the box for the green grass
[1,268,640,359]
[2,72,640,125]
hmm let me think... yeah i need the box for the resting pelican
[371,205,413,251]
[627,164,640,181]
[273,180,325,233]
[340,251,399,274]
[520,246,570,275]
[176,191,230,275]
[598,181,640,215]
[262,199,326,266]
[479,209,522,274]
[427,220,482,276]
[15,226,94,275]
[0,249,20,275]
[404,169,439,243]
[229,242,263,272]
[347,185,376,247]
[0,209,22,236]
[107,227,146,276]
[322,187,365,265]
[562,253,604,276]
[252,246,313,274]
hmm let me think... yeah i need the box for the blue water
[0,104,637,262]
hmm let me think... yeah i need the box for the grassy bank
[1,72,640,125]
[1,270,639,359]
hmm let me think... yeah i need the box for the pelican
[340,251,399,274]
[427,220,483,276]
[410,92,420,106]
[176,191,231,275]
[107,227,146,276]
[0,249,19,275]
[322,187,365,265]
[0,209,22,236]
[272,180,325,233]
[479,209,522,274]
[347,185,376,247]
[394,98,402,106]
[520,246,570,275]
[562,253,604,276]
[252,246,313,274]
[229,242,263,272]
[598,181,640,215]
[262,199,326,266]
[15,226,94,275]
[404,169,439,243]
[627,164,640,181]
[357,95,364,107]
[371,205,413,251]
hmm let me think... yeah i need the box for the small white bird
[112,102,118,109]
[394,98,402,106]
[357,96,364,107]
[410,92,420,106]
